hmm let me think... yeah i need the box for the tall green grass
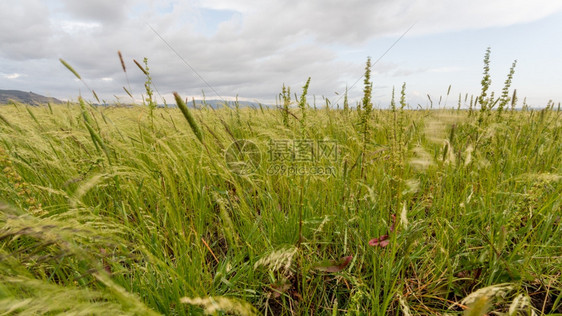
[0,52,560,315]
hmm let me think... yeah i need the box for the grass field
[1,54,561,315]
[1,96,560,315]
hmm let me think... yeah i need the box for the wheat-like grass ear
[59,58,81,80]
[174,92,203,142]
[133,59,148,75]
[117,50,126,73]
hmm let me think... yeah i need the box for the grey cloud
[0,0,53,59]
[204,0,562,44]
[58,0,131,24]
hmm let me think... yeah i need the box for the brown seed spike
[133,59,148,75]
[92,90,100,103]
[118,51,126,73]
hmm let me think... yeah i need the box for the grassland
[0,92,560,315]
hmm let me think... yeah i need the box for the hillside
[0,89,63,105]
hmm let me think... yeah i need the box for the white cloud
[428,66,464,73]
[0,0,561,104]
[193,0,562,43]
[2,73,23,79]
[58,21,102,34]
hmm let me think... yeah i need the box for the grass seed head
[254,246,298,273]
[117,50,126,73]
[133,59,148,76]
[181,296,258,315]
[173,92,203,142]
[59,58,81,80]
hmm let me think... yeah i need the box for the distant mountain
[185,99,271,109]
[0,90,272,108]
[0,90,64,105]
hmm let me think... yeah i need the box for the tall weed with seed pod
[359,57,373,143]
[280,84,291,127]
[497,60,517,119]
[298,77,311,133]
[477,47,492,124]
[134,58,157,129]
[357,57,374,177]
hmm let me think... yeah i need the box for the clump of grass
[0,148,44,215]
[79,97,112,164]
[0,274,148,315]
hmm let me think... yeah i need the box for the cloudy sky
[1,0,561,108]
